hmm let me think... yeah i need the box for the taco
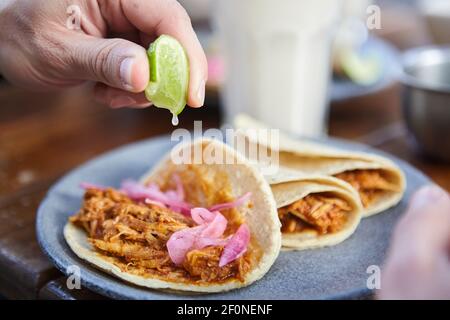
[268,170,362,249]
[64,138,281,293]
[235,114,406,217]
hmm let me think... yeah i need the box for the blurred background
[0,0,449,299]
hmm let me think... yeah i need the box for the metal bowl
[401,46,450,162]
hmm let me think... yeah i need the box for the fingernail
[120,57,135,91]
[412,185,447,208]
[110,96,136,108]
[196,80,206,106]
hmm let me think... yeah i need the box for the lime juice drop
[171,113,179,126]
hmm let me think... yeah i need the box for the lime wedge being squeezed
[145,35,189,126]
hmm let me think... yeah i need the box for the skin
[379,185,450,300]
[0,0,207,108]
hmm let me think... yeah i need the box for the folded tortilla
[64,138,281,293]
[268,169,362,250]
[235,114,406,218]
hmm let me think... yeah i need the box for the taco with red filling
[64,138,281,293]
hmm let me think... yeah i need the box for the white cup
[212,0,343,137]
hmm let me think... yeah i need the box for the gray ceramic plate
[36,135,430,300]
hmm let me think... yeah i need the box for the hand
[0,0,207,108]
[379,185,450,299]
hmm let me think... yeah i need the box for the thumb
[67,35,149,92]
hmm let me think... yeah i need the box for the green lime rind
[145,35,189,116]
[340,50,381,86]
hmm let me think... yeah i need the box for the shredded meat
[334,170,398,207]
[278,194,351,234]
[70,188,252,283]
[183,246,250,282]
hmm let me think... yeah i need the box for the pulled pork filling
[334,169,398,207]
[183,246,249,282]
[70,188,252,283]
[278,194,351,234]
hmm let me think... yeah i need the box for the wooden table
[0,81,449,300]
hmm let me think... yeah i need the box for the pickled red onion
[191,207,217,225]
[120,180,192,215]
[166,225,206,265]
[200,212,227,238]
[167,224,229,265]
[219,224,250,267]
[167,195,251,266]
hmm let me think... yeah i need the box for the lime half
[145,35,189,124]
